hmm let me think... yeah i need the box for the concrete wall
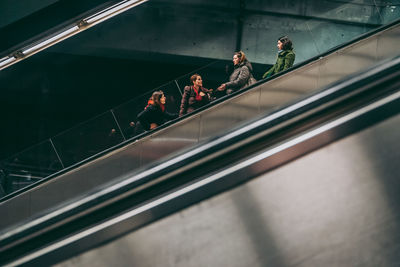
[50,0,399,66]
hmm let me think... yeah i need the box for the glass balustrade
[1,0,400,201]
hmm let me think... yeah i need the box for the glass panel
[113,81,182,139]
[381,2,400,24]
[148,81,182,118]
[111,98,143,140]
[377,24,400,61]
[176,61,226,92]
[243,1,387,67]
[0,140,62,197]
[305,20,376,58]
[52,111,124,167]
[242,15,317,66]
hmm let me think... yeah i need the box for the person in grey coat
[217,51,257,95]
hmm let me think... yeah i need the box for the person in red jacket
[179,74,213,116]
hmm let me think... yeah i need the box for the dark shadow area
[0,52,208,160]
[0,0,119,56]
[231,186,288,266]
[0,47,268,161]
[357,115,400,265]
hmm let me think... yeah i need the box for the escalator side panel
[0,141,141,230]
[199,88,262,141]
[377,25,400,61]
[319,39,378,87]
[142,115,202,162]
[259,62,320,114]
[55,110,400,267]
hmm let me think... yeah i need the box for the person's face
[277,40,283,50]
[160,94,166,105]
[233,55,240,66]
[193,76,203,87]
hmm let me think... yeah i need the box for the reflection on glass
[51,111,124,167]
[112,98,143,139]
[0,140,63,197]
[176,61,225,93]
[113,81,182,138]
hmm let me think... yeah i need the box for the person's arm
[163,110,178,120]
[179,86,191,116]
[149,123,158,129]
[137,107,152,130]
[217,83,226,91]
[202,87,213,94]
[282,52,295,71]
[225,66,250,89]
[262,65,275,79]
[199,87,212,102]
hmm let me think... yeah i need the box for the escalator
[0,3,400,265]
[1,45,400,266]
[1,18,400,233]
[0,0,398,200]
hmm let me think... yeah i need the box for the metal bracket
[77,20,89,29]
[12,51,25,59]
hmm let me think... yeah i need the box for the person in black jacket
[179,74,213,116]
[134,90,177,134]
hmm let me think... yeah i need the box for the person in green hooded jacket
[262,36,295,79]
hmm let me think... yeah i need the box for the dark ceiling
[0,0,119,57]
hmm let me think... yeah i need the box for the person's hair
[190,74,201,85]
[278,36,293,50]
[234,51,247,64]
[151,90,164,107]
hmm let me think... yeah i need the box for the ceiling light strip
[0,0,148,71]
[84,0,148,25]
[0,57,16,69]
[22,26,80,55]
